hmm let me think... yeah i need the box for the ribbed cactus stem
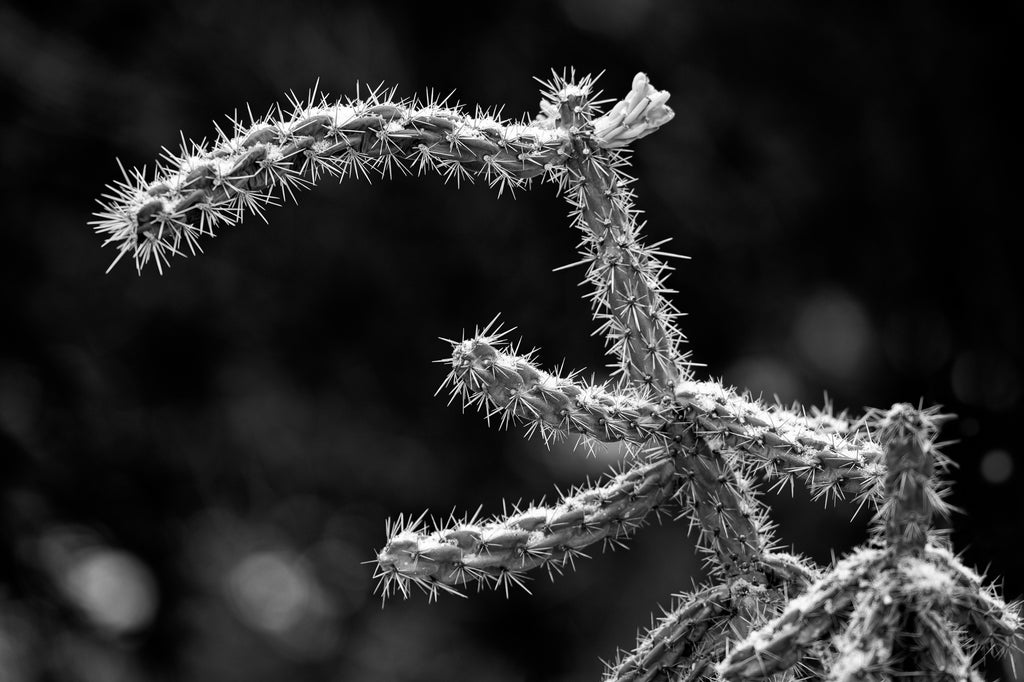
[885,436,932,553]
[374,456,679,600]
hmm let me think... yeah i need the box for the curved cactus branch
[91,74,671,274]
[602,583,733,682]
[374,456,679,601]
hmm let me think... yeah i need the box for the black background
[1,1,1021,680]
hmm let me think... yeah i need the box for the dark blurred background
[1,1,1020,680]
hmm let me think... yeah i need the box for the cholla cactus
[92,71,1020,679]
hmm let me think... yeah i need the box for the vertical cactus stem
[564,141,686,392]
[873,403,949,554]
[667,421,770,578]
[543,73,685,392]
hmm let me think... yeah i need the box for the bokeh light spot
[793,290,873,380]
[63,549,159,635]
[951,351,1021,412]
[980,449,1013,484]
[226,550,314,636]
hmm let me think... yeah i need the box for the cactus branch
[374,456,679,600]
[442,332,667,452]
[91,74,672,274]
[541,73,689,391]
[602,583,733,682]
[563,149,691,391]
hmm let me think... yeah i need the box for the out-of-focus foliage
[0,1,1019,680]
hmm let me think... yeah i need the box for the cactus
[92,71,1020,680]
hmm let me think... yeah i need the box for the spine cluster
[93,72,1021,681]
